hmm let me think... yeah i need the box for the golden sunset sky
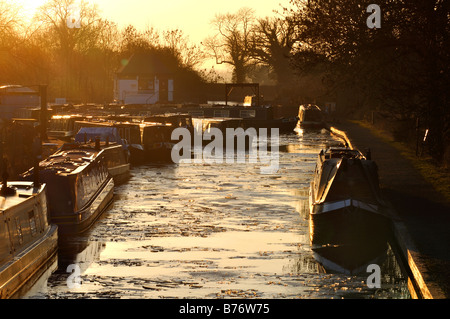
[16,0,290,43]
[13,0,291,79]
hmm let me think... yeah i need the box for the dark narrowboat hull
[130,144,174,164]
[144,144,174,164]
[109,163,130,185]
[129,146,146,165]
[309,198,390,248]
[52,177,114,235]
[309,198,390,274]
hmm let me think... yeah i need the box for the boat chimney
[84,132,87,144]
[105,135,109,147]
[39,85,48,141]
[95,136,100,150]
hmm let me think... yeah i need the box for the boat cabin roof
[140,122,172,128]
[75,126,123,145]
[38,147,103,176]
[0,181,45,212]
[299,104,321,111]
[321,147,365,160]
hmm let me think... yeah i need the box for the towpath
[330,119,450,299]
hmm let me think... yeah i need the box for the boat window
[15,217,23,245]
[34,206,42,233]
[28,210,37,236]
[240,110,256,118]
[214,110,229,117]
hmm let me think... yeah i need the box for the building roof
[0,85,38,95]
[117,52,176,76]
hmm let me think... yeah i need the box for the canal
[25,130,411,299]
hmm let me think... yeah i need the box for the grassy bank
[353,120,450,205]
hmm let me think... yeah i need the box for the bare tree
[32,0,105,100]
[0,0,22,48]
[249,16,297,85]
[162,29,205,70]
[204,7,256,83]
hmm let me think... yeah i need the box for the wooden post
[39,85,48,141]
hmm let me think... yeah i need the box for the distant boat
[74,116,177,165]
[0,181,58,299]
[138,122,175,164]
[182,104,297,134]
[297,104,325,130]
[73,127,131,184]
[47,114,85,140]
[73,119,144,165]
[144,113,195,134]
[21,145,114,235]
[309,147,390,273]
[192,117,253,150]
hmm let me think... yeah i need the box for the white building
[114,52,174,105]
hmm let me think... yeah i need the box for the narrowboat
[184,104,297,134]
[192,117,253,150]
[309,147,390,271]
[0,181,58,299]
[20,146,114,235]
[73,127,131,184]
[74,119,144,164]
[139,122,175,164]
[144,113,194,133]
[47,114,85,140]
[297,104,325,130]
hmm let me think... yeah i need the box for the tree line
[0,0,210,103]
[0,0,448,163]
[284,0,448,164]
[206,1,448,165]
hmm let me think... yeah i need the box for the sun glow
[14,0,288,43]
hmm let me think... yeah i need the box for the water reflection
[311,243,389,275]
[57,237,106,273]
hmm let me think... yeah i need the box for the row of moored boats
[0,112,197,298]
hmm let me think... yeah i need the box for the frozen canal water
[25,130,410,299]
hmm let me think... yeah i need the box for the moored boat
[297,104,325,130]
[73,127,131,184]
[20,145,114,235]
[0,181,58,299]
[308,147,390,271]
[139,122,175,164]
[47,114,85,140]
[184,104,297,134]
[74,119,143,165]
[192,117,255,150]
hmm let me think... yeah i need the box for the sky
[14,0,292,79]
[16,0,291,44]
